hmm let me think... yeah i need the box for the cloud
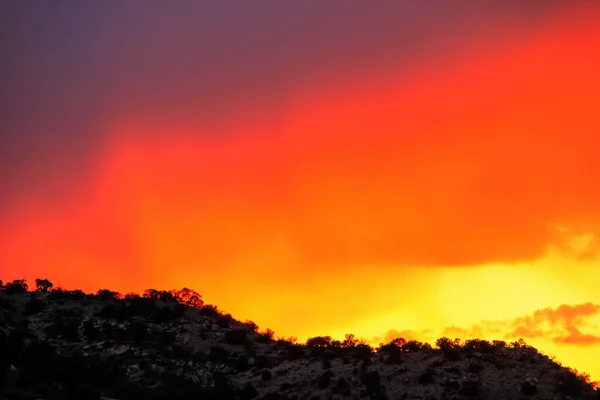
[377,303,600,347]
[508,303,600,345]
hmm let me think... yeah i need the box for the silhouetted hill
[0,278,599,400]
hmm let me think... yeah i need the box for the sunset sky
[2,1,600,380]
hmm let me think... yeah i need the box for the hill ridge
[0,278,598,400]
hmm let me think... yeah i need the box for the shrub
[239,382,258,400]
[467,360,484,373]
[208,346,229,362]
[555,368,592,397]
[418,370,434,384]
[96,289,121,301]
[332,377,350,395]
[261,369,272,381]
[97,303,120,319]
[463,339,494,355]
[225,329,248,345]
[255,354,272,369]
[23,295,45,316]
[83,320,101,341]
[126,321,149,341]
[199,304,221,317]
[435,337,461,351]
[244,320,259,332]
[521,379,538,396]
[353,343,373,360]
[306,336,333,348]
[3,279,28,294]
[234,355,249,372]
[255,328,275,343]
[126,296,158,317]
[317,370,334,388]
[361,370,381,394]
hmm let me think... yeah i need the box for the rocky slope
[0,280,598,400]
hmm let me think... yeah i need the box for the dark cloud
[0,0,573,205]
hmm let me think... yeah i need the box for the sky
[2,0,600,380]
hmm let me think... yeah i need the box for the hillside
[0,278,598,400]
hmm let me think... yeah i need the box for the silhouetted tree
[342,333,359,348]
[173,287,203,308]
[35,278,54,292]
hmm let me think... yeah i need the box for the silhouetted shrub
[322,358,332,369]
[361,370,381,394]
[332,377,350,396]
[67,289,87,301]
[97,303,120,319]
[239,382,258,400]
[522,379,538,396]
[153,305,184,323]
[255,354,272,369]
[96,289,121,301]
[353,343,373,360]
[378,342,402,364]
[261,393,290,400]
[0,296,16,312]
[255,328,275,343]
[463,339,494,355]
[444,348,461,361]
[306,336,332,348]
[234,355,249,372]
[3,279,28,294]
[23,295,45,316]
[208,346,229,362]
[435,337,461,351]
[418,370,434,384]
[35,278,54,292]
[126,321,149,341]
[316,370,334,388]
[125,296,158,317]
[199,304,220,317]
[46,314,81,342]
[225,329,248,345]
[244,320,259,332]
[459,379,481,396]
[261,369,273,381]
[280,382,292,391]
[47,288,68,301]
[467,360,484,373]
[555,368,592,397]
[83,320,101,341]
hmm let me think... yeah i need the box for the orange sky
[2,4,600,381]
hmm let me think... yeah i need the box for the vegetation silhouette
[0,278,599,400]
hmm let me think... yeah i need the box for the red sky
[2,1,600,381]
